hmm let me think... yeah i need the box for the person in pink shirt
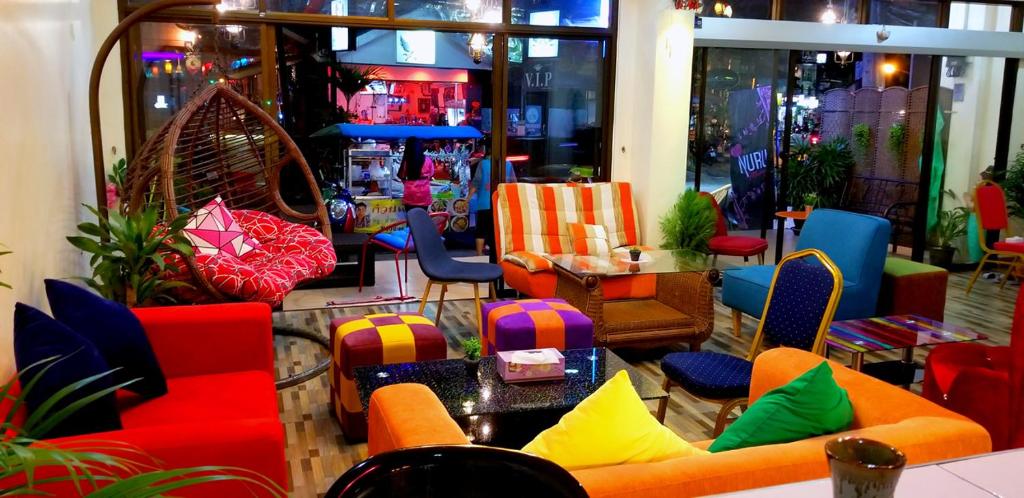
[398,137,434,211]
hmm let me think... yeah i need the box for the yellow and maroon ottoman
[482,298,594,355]
[877,257,948,321]
[329,313,447,441]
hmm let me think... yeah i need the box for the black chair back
[324,445,589,498]
[407,208,451,281]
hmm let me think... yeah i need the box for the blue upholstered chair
[657,249,843,435]
[408,208,503,327]
[722,209,890,336]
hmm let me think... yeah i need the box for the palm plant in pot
[929,206,970,268]
[659,190,717,253]
[462,337,482,376]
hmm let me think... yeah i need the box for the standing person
[398,137,434,212]
[468,149,516,260]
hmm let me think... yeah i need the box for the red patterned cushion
[182,196,261,258]
[167,210,336,306]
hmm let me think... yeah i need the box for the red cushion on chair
[118,371,278,428]
[976,183,1010,231]
[708,235,769,257]
[993,241,1024,253]
[167,210,337,306]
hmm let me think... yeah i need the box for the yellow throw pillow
[521,370,707,470]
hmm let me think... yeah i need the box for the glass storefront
[511,0,610,28]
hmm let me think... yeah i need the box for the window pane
[512,0,610,28]
[700,0,771,20]
[1008,64,1024,170]
[507,37,606,182]
[783,0,858,23]
[268,0,387,16]
[138,22,264,138]
[948,2,1014,31]
[869,0,940,27]
[396,0,502,21]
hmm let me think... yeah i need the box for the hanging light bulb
[468,33,486,64]
[713,1,733,17]
[464,0,481,12]
[163,59,173,74]
[225,25,243,35]
[724,4,733,17]
[835,50,852,65]
[821,2,838,24]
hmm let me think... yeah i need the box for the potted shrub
[462,337,482,376]
[659,190,717,253]
[628,246,643,262]
[887,122,907,158]
[852,123,871,161]
[803,193,819,212]
[928,206,969,268]
[67,205,193,307]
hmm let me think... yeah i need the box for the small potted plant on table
[804,193,819,213]
[462,337,482,376]
[629,246,643,262]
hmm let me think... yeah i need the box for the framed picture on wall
[420,82,432,95]
[418,98,431,113]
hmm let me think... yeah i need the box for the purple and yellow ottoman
[329,313,447,441]
[482,299,594,355]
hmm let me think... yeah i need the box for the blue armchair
[722,209,891,336]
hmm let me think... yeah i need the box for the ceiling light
[882,62,897,75]
[468,33,486,64]
[465,0,481,12]
[821,3,838,24]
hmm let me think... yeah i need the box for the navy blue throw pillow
[45,280,168,398]
[13,303,122,438]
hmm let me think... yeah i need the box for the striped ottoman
[329,313,447,441]
[482,299,594,355]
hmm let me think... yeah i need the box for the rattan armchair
[552,269,717,350]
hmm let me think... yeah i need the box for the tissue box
[497,348,565,383]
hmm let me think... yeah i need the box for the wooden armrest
[553,267,606,342]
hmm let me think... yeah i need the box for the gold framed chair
[965,180,1024,294]
[657,249,843,435]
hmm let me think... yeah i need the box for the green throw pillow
[708,361,853,452]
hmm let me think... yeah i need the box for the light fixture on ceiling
[224,24,243,35]
[882,62,897,75]
[821,2,838,24]
[835,50,852,65]
[468,33,487,64]
[714,1,733,17]
[465,0,481,12]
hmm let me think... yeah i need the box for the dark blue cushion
[661,352,753,400]
[45,280,167,398]
[761,258,837,351]
[13,303,122,438]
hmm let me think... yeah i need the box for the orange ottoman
[329,313,447,441]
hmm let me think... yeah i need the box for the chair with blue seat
[656,249,843,435]
[359,212,449,299]
[408,208,503,329]
[723,208,889,337]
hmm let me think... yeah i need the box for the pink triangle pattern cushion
[182,196,261,258]
[165,210,337,306]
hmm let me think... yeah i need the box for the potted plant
[852,123,871,161]
[786,137,854,211]
[628,246,643,262]
[887,122,907,158]
[928,206,970,268]
[462,337,482,376]
[67,205,194,307]
[659,190,717,253]
[803,193,819,212]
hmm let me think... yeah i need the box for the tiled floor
[272,230,1013,497]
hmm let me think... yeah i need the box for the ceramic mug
[825,437,907,498]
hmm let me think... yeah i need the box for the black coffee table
[355,347,667,448]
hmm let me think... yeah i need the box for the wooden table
[826,314,988,385]
[708,448,1024,497]
[773,210,811,263]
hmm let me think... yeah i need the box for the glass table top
[827,315,988,353]
[544,249,716,277]
[355,347,666,419]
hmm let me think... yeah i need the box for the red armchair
[3,303,287,496]
[923,288,1024,451]
[701,193,768,265]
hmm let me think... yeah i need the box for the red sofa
[2,303,287,496]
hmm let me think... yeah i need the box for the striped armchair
[492,182,652,300]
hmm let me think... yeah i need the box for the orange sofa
[493,182,655,299]
[366,348,991,497]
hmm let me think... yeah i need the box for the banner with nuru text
[727,85,773,230]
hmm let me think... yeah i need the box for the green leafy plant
[803,193,819,208]
[887,122,907,158]
[0,244,10,289]
[930,206,970,249]
[332,64,383,117]
[1,357,284,496]
[461,337,482,361]
[107,158,126,196]
[1002,149,1024,219]
[67,205,193,307]
[786,137,854,208]
[852,123,871,158]
[659,190,717,253]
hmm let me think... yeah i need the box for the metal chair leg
[656,378,672,424]
[418,280,433,315]
[393,252,404,298]
[435,284,448,326]
[965,254,991,295]
[732,309,742,337]
[358,241,370,293]
[999,256,1020,290]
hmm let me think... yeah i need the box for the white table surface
[707,449,1024,498]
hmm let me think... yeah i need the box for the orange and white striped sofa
[492,182,655,299]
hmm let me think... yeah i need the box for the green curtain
[925,108,946,234]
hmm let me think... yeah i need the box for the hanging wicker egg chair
[125,84,334,303]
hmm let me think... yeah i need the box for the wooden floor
[272,270,1016,498]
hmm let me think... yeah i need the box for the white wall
[611,0,694,246]
[0,1,124,379]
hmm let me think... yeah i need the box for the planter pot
[804,205,814,213]
[928,246,956,268]
[463,357,480,376]
[629,249,642,262]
